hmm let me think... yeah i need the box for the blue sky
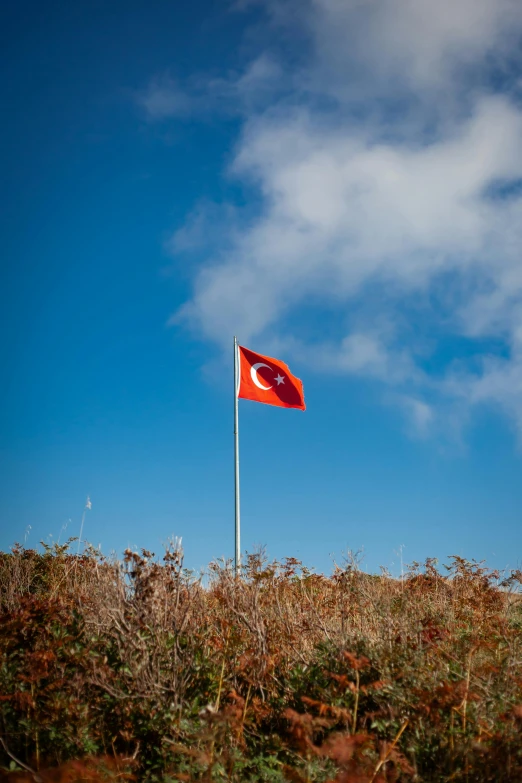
[1,0,521,575]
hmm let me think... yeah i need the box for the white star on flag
[274,374,285,385]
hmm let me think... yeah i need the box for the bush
[0,542,521,781]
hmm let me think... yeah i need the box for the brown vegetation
[0,541,521,781]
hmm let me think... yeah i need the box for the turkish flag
[238,346,306,410]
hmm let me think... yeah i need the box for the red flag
[238,345,306,411]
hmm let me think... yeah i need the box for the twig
[215,628,231,712]
[369,719,409,783]
[239,683,252,740]
[458,649,474,732]
[352,669,360,732]
[0,736,43,783]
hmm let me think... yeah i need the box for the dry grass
[0,541,521,782]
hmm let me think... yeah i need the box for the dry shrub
[4,755,135,782]
[0,542,521,782]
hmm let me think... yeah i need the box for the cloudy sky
[1,0,521,573]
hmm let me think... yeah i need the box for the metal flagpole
[234,336,241,576]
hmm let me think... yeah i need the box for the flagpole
[234,336,241,576]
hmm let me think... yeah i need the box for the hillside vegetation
[0,542,521,782]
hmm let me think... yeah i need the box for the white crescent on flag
[250,362,273,390]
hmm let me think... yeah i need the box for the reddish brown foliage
[0,545,521,781]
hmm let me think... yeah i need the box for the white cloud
[162,0,522,435]
[138,55,284,121]
[256,0,522,100]
[445,350,522,435]
[139,75,194,120]
[397,395,435,438]
[180,97,522,336]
